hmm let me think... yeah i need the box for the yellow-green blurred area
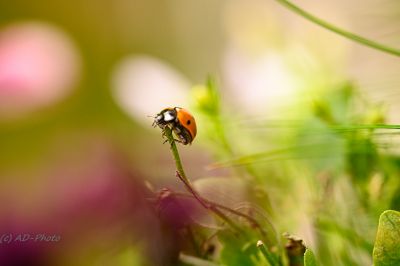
[1,0,400,265]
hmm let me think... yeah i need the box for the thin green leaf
[257,240,281,266]
[274,0,400,57]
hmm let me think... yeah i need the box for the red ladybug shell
[176,107,197,141]
[153,107,197,145]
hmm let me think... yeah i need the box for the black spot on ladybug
[186,120,191,125]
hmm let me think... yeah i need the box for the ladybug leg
[160,128,167,143]
[162,137,181,145]
[160,126,181,144]
[161,126,169,137]
[174,138,183,144]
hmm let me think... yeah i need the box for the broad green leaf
[304,249,317,266]
[373,210,400,266]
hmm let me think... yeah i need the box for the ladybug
[153,107,197,145]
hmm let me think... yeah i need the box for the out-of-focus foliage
[185,78,400,265]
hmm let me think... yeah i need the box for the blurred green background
[1,0,400,265]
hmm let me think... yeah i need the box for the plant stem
[257,240,281,266]
[173,190,269,237]
[163,126,243,233]
[274,0,400,57]
[164,126,190,185]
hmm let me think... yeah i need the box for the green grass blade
[275,0,400,57]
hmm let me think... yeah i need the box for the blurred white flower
[222,44,295,115]
[111,55,190,125]
[0,21,81,117]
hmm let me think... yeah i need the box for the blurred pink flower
[111,55,190,126]
[0,135,198,265]
[0,22,81,117]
